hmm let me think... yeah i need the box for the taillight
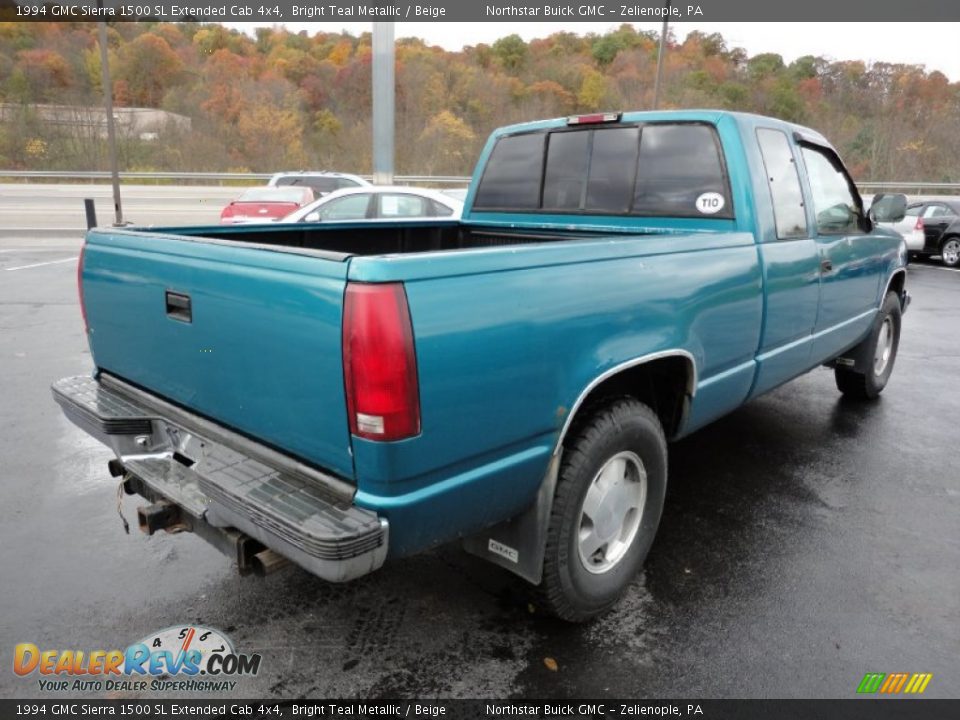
[77,242,88,333]
[342,282,421,441]
[915,216,924,231]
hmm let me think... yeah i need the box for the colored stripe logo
[857,672,933,694]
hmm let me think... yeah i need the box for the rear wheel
[940,237,960,268]
[538,398,667,622]
[835,291,902,400]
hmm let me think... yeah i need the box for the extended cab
[54,111,909,621]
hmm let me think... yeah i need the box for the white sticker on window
[696,192,726,215]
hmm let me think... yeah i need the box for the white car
[280,186,464,223]
[267,171,371,198]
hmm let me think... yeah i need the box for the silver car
[280,186,463,223]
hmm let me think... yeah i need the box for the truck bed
[147,220,628,257]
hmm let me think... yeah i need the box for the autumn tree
[115,33,183,107]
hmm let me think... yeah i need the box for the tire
[834,291,902,400]
[538,398,667,622]
[940,237,960,268]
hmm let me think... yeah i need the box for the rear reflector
[567,112,622,125]
[342,282,421,441]
[915,216,924,231]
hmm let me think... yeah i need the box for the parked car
[55,111,908,621]
[878,199,960,264]
[267,171,371,197]
[918,202,960,267]
[280,186,463,223]
[220,187,314,224]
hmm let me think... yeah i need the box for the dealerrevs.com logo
[13,625,261,693]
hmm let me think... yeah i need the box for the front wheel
[538,398,667,622]
[940,237,960,268]
[835,291,902,400]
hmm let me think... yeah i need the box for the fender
[831,268,908,375]
[463,350,697,584]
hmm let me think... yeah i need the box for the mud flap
[462,454,560,585]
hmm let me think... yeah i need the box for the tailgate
[81,229,355,480]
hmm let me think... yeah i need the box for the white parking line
[0,248,80,253]
[912,263,960,274]
[4,257,77,271]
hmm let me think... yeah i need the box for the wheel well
[940,234,960,249]
[563,356,693,445]
[886,269,905,299]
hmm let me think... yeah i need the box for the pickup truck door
[799,143,883,363]
[749,127,821,397]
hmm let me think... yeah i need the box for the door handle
[165,291,192,323]
[820,259,833,273]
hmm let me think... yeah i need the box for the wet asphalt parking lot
[1,241,957,701]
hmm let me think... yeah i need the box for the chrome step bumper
[52,374,387,582]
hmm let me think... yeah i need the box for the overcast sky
[228,22,960,81]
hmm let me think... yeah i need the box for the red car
[220,187,314,224]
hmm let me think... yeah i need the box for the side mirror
[303,211,321,223]
[869,193,907,224]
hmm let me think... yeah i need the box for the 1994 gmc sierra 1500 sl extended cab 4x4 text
[54,111,910,621]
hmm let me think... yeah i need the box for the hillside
[1,21,957,180]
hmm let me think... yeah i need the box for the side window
[800,145,862,235]
[379,194,428,218]
[632,124,732,218]
[756,128,807,239]
[925,204,950,218]
[473,133,545,210]
[317,194,370,220]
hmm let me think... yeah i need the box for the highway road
[0,183,241,236]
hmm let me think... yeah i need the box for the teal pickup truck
[54,111,909,621]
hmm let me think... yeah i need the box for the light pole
[97,18,123,225]
[372,22,395,185]
[653,0,671,110]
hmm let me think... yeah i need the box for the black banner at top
[1,0,960,22]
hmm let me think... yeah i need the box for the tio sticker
[695,192,726,215]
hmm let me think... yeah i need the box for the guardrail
[858,182,960,195]
[2,171,959,195]
[0,170,472,186]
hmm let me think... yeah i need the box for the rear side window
[473,122,731,219]
[474,133,545,210]
[432,200,455,217]
[756,128,808,239]
[379,194,428,218]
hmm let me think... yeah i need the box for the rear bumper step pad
[52,375,387,582]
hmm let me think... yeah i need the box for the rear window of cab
[473,122,733,219]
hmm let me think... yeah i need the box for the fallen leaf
[544,657,558,672]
